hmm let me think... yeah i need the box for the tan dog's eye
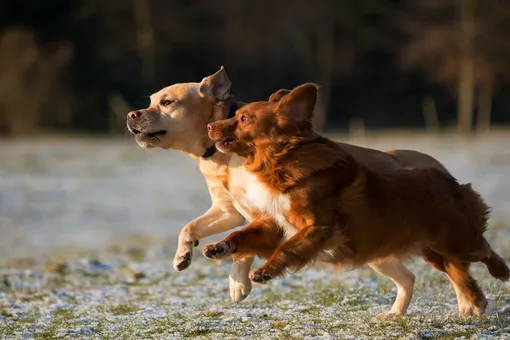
[160,99,175,106]
[240,115,248,123]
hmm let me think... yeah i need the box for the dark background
[1,0,509,135]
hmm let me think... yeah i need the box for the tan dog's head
[207,83,318,158]
[126,67,232,157]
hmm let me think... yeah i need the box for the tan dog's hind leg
[174,205,245,271]
[369,259,415,319]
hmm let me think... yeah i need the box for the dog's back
[348,165,508,279]
[334,165,485,262]
[396,168,489,234]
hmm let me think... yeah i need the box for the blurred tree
[133,0,155,82]
[399,0,510,134]
[203,0,394,131]
[0,0,509,135]
[0,27,72,135]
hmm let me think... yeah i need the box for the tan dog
[126,68,456,315]
[204,83,509,317]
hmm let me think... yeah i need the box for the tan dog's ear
[199,66,231,101]
[268,89,291,103]
[276,83,318,123]
[210,101,226,122]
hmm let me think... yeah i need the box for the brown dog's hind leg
[452,236,509,282]
[443,258,487,316]
[422,249,477,317]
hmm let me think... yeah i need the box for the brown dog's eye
[160,99,175,106]
[240,115,248,123]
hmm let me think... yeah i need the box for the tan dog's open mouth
[127,124,168,147]
[129,128,167,138]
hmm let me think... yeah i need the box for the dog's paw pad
[249,268,272,283]
[202,242,231,259]
[173,251,192,272]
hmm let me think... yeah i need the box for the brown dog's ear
[199,66,231,101]
[276,83,318,123]
[268,89,291,103]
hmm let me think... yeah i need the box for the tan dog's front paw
[229,275,252,303]
[202,242,233,260]
[173,247,193,272]
[376,311,403,320]
[174,231,199,272]
[229,257,254,303]
[249,268,272,284]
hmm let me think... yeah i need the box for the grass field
[0,133,509,339]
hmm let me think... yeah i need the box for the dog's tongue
[215,140,232,150]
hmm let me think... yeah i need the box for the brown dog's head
[126,67,231,156]
[268,88,291,103]
[207,83,318,157]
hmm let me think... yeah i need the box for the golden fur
[205,83,509,317]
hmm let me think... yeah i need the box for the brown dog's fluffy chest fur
[246,136,489,266]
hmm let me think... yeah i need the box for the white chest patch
[245,174,297,238]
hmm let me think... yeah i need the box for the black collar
[202,101,238,159]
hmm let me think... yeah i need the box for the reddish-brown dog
[204,83,510,317]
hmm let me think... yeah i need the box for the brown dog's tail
[457,183,490,234]
[482,248,510,281]
[456,183,509,281]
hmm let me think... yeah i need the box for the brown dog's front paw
[249,268,272,284]
[202,242,232,260]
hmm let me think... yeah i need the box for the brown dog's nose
[207,123,216,131]
[128,110,142,119]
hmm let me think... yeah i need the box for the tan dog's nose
[207,123,216,131]
[128,110,142,119]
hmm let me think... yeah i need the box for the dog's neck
[244,136,313,193]
[245,135,355,193]
[201,98,239,159]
